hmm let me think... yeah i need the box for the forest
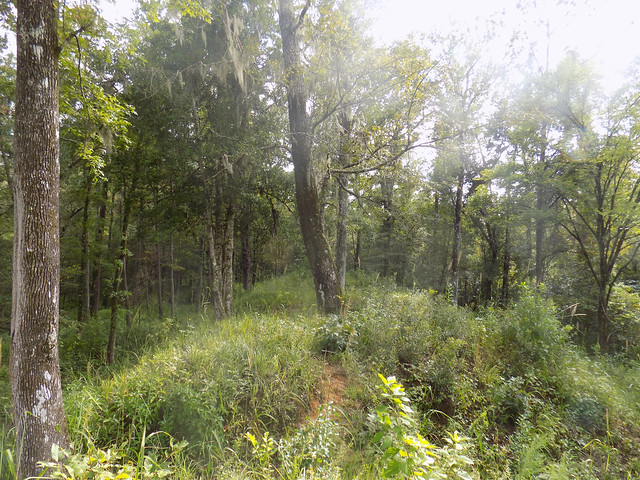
[1,0,640,478]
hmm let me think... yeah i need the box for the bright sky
[369,0,640,92]
[101,0,640,92]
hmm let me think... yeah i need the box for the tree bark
[90,181,108,317]
[77,167,92,325]
[353,229,361,271]
[222,204,235,317]
[535,142,547,285]
[450,170,464,305]
[11,2,70,476]
[169,231,175,318]
[278,0,342,314]
[380,177,394,278]
[335,110,352,290]
[196,235,204,312]
[240,217,253,291]
[107,183,133,365]
[204,197,224,319]
[501,227,511,304]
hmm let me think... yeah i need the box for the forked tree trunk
[11,2,70,476]
[279,0,342,314]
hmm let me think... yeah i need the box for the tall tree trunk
[278,0,342,314]
[204,197,224,319]
[597,285,610,351]
[132,212,145,308]
[196,235,204,312]
[501,227,511,304]
[450,170,464,305]
[123,256,131,328]
[1,150,13,204]
[222,204,235,317]
[11,2,69,476]
[335,177,349,289]
[169,231,175,318]
[535,143,547,285]
[90,181,108,317]
[240,217,253,291]
[107,184,133,365]
[335,110,353,290]
[380,177,394,278]
[154,191,163,318]
[353,229,361,271]
[480,230,499,303]
[535,187,545,286]
[156,228,163,318]
[77,167,92,325]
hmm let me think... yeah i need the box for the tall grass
[1,273,640,478]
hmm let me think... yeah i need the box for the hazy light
[369,0,640,92]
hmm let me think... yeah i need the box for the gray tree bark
[11,1,70,477]
[278,0,342,313]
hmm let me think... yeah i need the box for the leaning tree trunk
[11,1,69,477]
[278,0,342,314]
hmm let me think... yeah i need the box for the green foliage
[226,403,343,479]
[235,270,317,315]
[314,315,359,353]
[38,431,188,480]
[371,374,474,479]
[608,283,640,358]
[485,284,570,374]
[4,274,640,478]
[278,404,343,478]
[63,312,321,465]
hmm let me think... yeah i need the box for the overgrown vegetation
[2,272,640,479]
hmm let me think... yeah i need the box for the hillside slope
[2,272,640,479]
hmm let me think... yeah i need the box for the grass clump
[64,312,323,473]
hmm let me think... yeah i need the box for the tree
[11,0,69,477]
[430,36,493,304]
[558,81,640,349]
[278,0,342,313]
